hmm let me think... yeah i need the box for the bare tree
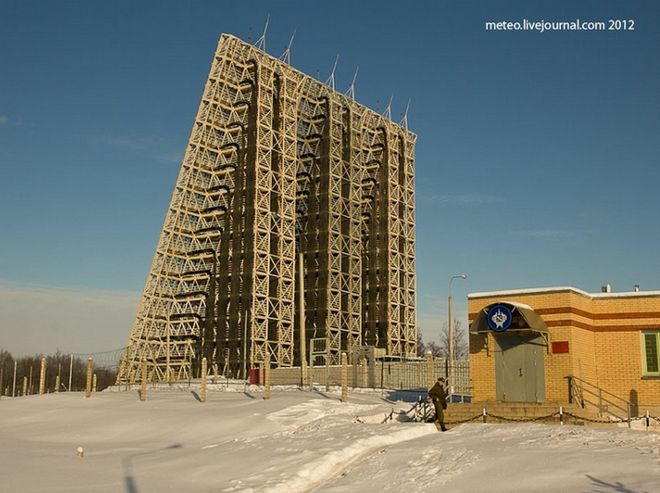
[0,349,118,394]
[0,349,15,396]
[438,319,469,360]
[417,331,444,357]
[416,331,427,357]
[426,340,444,357]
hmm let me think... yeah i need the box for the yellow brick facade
[468,287,660,407]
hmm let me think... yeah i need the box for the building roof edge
[468,286,660,300]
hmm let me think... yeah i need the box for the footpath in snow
[0,388,658,492]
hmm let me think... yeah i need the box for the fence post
[85,358,93,398]
[92,374,97,394]
[341,352,348,403]
[39,357,46,395]
[308,344,314,391]
[200,357,207,403]
[627,403,631,429]
[68,354,74,392]
[646,410,650,432]
[140,359,147,402]
[0,367,3,397]
[56,364,61,393]
[483,407,487,423]
[22,376,28,396]
[264,356,271,400]
[426,352,434,390]
[559,406,564,425]
[325,350,330,393]
[12,360,17,397]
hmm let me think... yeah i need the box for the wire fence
[71,347,126,371]
[3,346,660,435]
[0,348,127,396]
[269,357,472,399]
[1,349,472,397]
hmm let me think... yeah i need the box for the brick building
[468,286,660,410]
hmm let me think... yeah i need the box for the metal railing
[567,375,632,422]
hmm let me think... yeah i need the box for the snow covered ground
[1,388,659,492]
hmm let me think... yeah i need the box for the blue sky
[1,0,659,354]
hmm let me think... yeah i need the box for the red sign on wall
[552,341,569,354]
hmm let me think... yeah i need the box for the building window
[641,330,660,376]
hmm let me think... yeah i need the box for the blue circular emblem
[487,304,513,332]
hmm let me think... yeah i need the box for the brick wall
[468,288,660,406]
[468,332,496,401]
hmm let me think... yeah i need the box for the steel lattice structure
[117,34,416,383]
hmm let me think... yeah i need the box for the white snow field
[1,389,659,493]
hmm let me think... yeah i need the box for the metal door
[495,334,545,402]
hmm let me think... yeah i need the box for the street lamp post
[448,274,467,382]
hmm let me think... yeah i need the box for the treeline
[0,349,118,396]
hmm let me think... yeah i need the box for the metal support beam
[117,34,417,383]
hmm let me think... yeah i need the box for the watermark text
[485,19,635,33]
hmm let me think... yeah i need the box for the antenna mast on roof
[325,55,339,90]
[400,99,411,130]
[346,67,359,101]
[384,94,394,120]
[280,29,296,65]
[255,14,270,51]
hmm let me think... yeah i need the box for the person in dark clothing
[428,376,448,431]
